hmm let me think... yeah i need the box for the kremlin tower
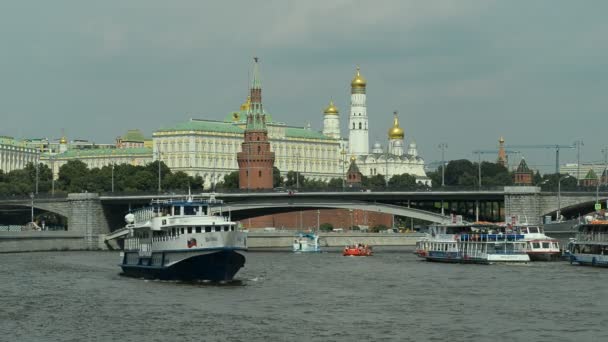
[497,137,507,167]
[236,58,275,190]
[348,67,369,156]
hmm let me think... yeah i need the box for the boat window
[196,226,201,233]
[205,226,211,233]
[552,243,559,248]
[230,226,235,231]
[542,242,550,248]
[187,227,192,234]
[532,242,540,249]
[181,227,185,234]
[529,227,539,233]
[224,226,229,232]
[215,226,221,232]
[184,206,196,216]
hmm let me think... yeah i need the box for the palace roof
[43,147,152,159]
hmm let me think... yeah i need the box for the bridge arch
[209,198,452,224]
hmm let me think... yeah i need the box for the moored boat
[343,244,373,256]
[513,225,561,261]
[568,214,608,267]
[415,222,530,264]
[118,194,247,281]
[293,232,321,253]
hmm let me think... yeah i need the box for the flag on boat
[187,238,197,248]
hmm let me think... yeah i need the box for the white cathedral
[321,67,430,185]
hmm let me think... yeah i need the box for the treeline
[215,167,425,190]
[0,159,585,196]
[425,159,580,190]
[0,160,204,196]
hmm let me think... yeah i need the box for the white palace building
[153,61,429,188]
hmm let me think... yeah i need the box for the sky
[2,0,608,173]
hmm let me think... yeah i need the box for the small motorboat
[343,244,373,256]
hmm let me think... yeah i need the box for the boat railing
[458,234,525,242]
[151,235,182,243]
[575,232,608,242]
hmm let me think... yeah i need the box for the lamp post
[295,152,300,190]
[154,146,163,194]
[574,140,583,186]
[341,148,346,191]
[317,209,320,231]
[29,192,34,224]
[35,162,39,195]
[51,156,55,196]
[439,143,448,187]
[557,174,572,222]
[111,163,115,193]
[349,209,354,230]
[596,148,608,208]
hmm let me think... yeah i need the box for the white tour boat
[293,232,321,253]
[118,194,247,281]
[568,214,608,267]
[415,223,530,264]
[513,225,561,261]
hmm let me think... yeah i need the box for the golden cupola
[59,136,67,144]
[323,100,339,115]
[351,67,366,89]
[388,112,404,140]
[240,96,251,111]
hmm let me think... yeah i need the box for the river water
[1,248,606,342]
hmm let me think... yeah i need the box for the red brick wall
[239,209,393,230]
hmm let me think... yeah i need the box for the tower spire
[247,57,266,130]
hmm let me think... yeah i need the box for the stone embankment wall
[0,231,99,253]
[247,231,422,249]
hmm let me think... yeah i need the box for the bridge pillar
[504,186,542,225]
[67,193,110,249]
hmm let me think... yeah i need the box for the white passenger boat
[513,225,561,261]
[293,232,321,253]
[568,214,608,267]
[415,223,530,264]
[119,194,247,281]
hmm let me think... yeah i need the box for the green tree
[164,171,191,191]
[444,159,476,186]
[327,178,343,189]
[58,160,90,193]
[273,167,283,188]
[285,170,306,188]
[319,223,333,232]
[303,179,327,190]
[388,173,417,188]
[218,171,239,190]
[371,224,388,233]
[362,174,386,189]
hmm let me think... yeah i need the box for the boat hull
[569,254,608,267]
[120,250,246,281]
[420,251,529,264]
[527,252,561,262]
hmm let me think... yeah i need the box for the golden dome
[350,155,357,162]
[499,136,505,143]
[240,96,251,111]
[388,112,404,140]
[323,100,339,115]
[59,136,67,144]
[351,67,366,88]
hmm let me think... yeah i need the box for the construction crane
[471,149,520,187]
[504,144,575,174]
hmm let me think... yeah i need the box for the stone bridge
[2,188,608,248]
[208,198,452,224]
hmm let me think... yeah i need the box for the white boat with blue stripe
[568,214,608,267]
[118,193,247,281]
[415,222,530,264]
